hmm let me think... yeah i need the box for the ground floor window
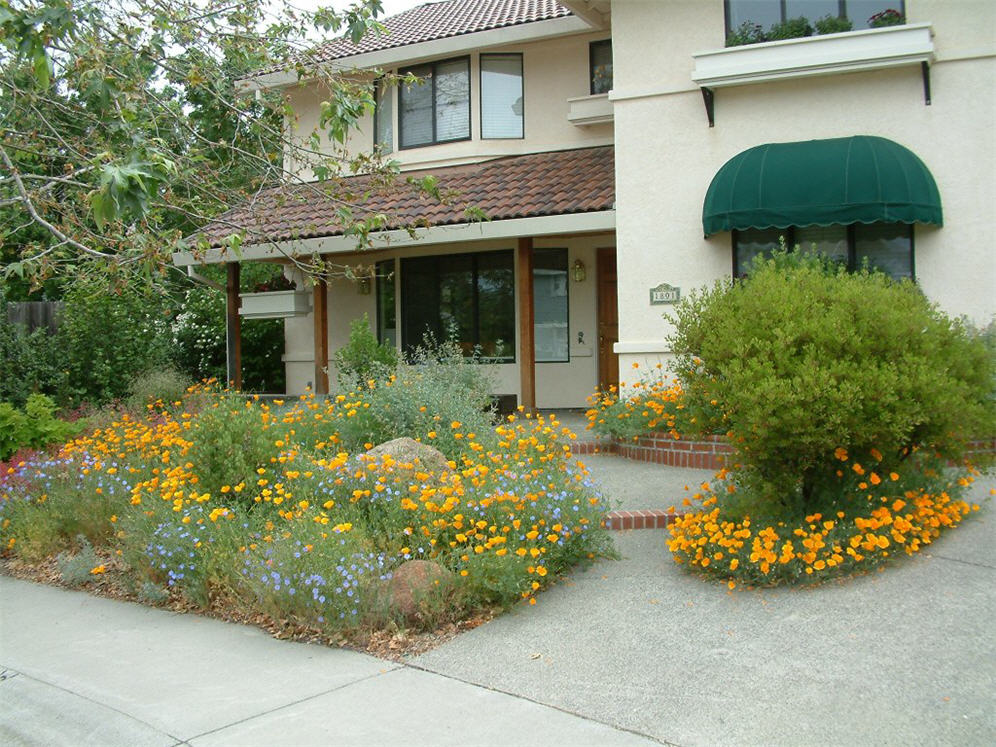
[400,250,515,361]
[733,223,914,280]
[533,248,569,362]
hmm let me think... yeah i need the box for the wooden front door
[597,247,619,391]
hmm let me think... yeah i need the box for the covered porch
[172,147,619,409]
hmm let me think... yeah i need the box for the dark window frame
[400,250,517,363]
[589,39,613,95]
[533,248,570,364]
[479,52,525,140]
[398,55,472,150]
[732,223,916,279]
[723,1,907,36]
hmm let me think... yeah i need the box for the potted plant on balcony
[814,14,853,34]
[868,8,905,28]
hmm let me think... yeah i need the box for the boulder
[365,437,450,474]
[387,560,455,621]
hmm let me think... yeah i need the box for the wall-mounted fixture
[358,276,372,295]
[572,259,587,282]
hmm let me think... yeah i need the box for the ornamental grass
[0,381,614,635]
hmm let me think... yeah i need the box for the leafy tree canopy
[0,0,435,290]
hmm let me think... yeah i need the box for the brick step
[605,509,683,531]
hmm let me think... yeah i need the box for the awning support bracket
[701,87,715,127]
[921,61,931,105]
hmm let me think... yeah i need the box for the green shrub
[726,20,767,46]
[183,396,277,503]
[333,314,398,387]
[815,14,853,34]
[669,248,995,515]
[0,394,81,460]
[0,403,27,461]
[767,16,813,40]
[58,275,174,407]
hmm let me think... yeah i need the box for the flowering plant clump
[585,363,724,441]
[667,451,986,587]
[1,380,613,637]
[868,8,904,27]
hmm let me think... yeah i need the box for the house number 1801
[649,283,681,305]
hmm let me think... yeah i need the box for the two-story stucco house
[172,0,996,408]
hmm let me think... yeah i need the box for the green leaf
[90,191,115,230]
[32,46,50,89]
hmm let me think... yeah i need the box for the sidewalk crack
[0,665,184,744]
[401,660,676,746]
[931,554,996,570]
[182,665,402,742]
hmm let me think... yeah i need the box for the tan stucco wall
[610,0,996,375]
[284,30,614,177]
[281,233,613,407]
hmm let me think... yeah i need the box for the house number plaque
[649,283,681,305]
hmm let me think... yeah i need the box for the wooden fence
[5,301,63,334]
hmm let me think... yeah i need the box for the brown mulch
[0,551,497,663]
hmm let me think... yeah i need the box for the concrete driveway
[413,472,996,746]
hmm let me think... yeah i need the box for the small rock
[388,560,454,621]
[365,437,450,474]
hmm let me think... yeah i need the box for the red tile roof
[197,146,614,248]
[307,0,572,64]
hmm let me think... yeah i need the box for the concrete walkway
[1,456,993,746]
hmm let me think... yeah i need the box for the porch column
[313,277,330,395]
[517,237,536,411]
[225,262,242,390]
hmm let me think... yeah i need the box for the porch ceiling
[190,146,615,250]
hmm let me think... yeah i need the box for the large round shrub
[669,249,994,515]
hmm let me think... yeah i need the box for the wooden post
[313,277,330,395]
[225,262,242,391]
[517,237,535,411]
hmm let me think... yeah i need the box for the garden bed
[0,361,616,655]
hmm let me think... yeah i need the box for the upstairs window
[725,1,906,36]
[480,54,524,139]
[589,39,612,95]
[733,223,914,280]
[399,57,471,149]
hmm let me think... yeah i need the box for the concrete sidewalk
[0,577,654,746]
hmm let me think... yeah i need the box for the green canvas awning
[702,136,942,236]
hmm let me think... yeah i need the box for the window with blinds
[481,54,523,139]
[399,58,470,148]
